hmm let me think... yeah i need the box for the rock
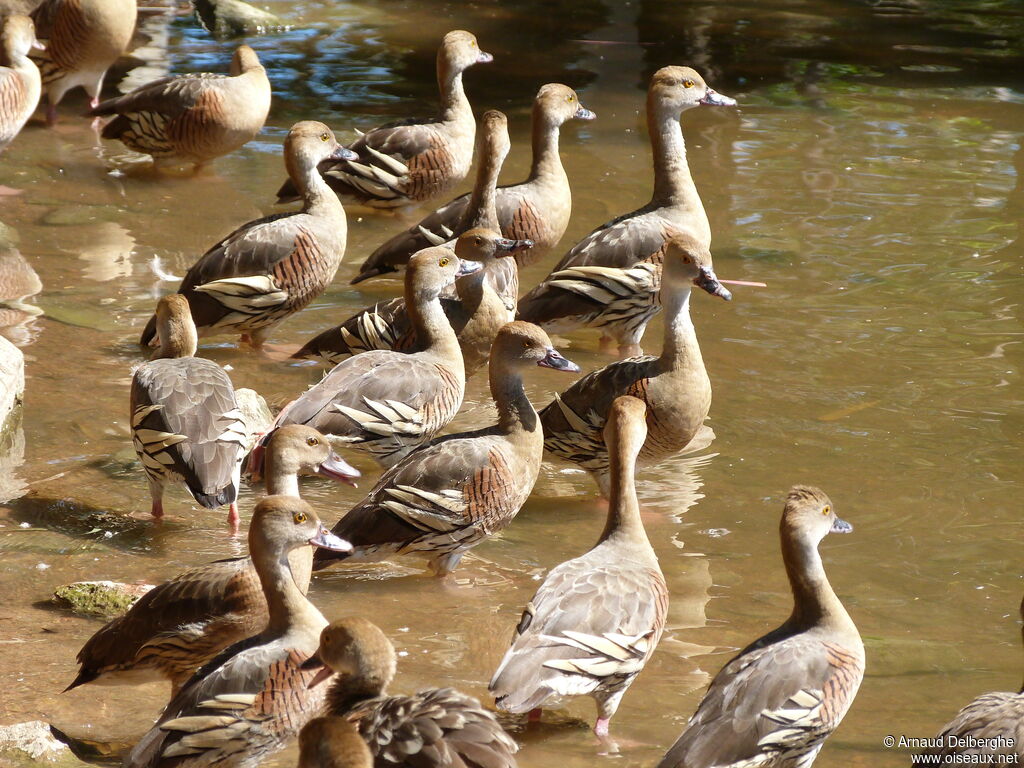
[0,334,24,430]
[191,0,289,39]
[52,580,154,618]
[0,721,90,767]
[236,387,273,453]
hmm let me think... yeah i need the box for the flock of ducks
[1,5,1022,768]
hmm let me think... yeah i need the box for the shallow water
[0,0,1022,766]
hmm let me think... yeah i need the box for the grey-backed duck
[655,486,864,768]
[139,121,356,349]
[517,66,735,350]
[0,15,41,152]
[490,395,668,738]
[68,425,358,696]
[312,321,579,577]
[539,235,731,496]
[302,618,519,768]
[270,248,481,467]
[122,496,351,768]
[275,30,491,209]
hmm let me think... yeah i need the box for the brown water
[1,0,1022,766]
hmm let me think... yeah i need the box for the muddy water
[1,0,1022,765]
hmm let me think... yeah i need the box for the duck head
[303,617,397,692]
[649,66,736,114]
[491,320,580,373]
[663,234,732,301]
[441,30,493,73]
[455,227,532,264]
[264,425,360,487]
[536,83,596,126]
[284,121,358,181]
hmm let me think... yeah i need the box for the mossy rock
[52,581,154,618]
[0,722,92,767]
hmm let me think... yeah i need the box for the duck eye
[566,94,575,102]
[683,80,695,88]
[306,436,319,446]
[475,237,482,245]
[682,255,692,264]
[439,257,450,267]
[320,133,330,142]
[294,512,308,524]
[822,505,831,516]
[522,340,531,349]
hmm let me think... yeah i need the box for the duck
[131,294,248,530]
[655,486,864,768]
[28,0,136,124]
[918,597,1024,764]
[350,109,522,304]
[138,121,357,349]
[122,496,351,768]
[269,248,482,467]
[66,424,359,697]
[313,321,579,577]
[299,717,373,768]
[489,395,667,739]
[353,83,594,282]
[517,66,735,350]
[538,235,730,496]
[0,15,41,154]
[88,44,271,171]
[292,228,529,376]
[275,30,492,209]
[302,618,519,768]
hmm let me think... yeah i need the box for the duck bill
[316,451,360,487]
[700,88,737,107]
[695,267,732,301]
[831,518,853,534]
[300,653,334,688]
[538,347,581,373]
[476,50,494,64]
[32,40,45,51]
[456,258,483,277]
[574,106,596,120]
[309,524,353,552]
[329,145,359,162]
[495,237,534,257]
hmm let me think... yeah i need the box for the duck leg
[226,502,240,534]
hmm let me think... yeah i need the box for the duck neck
[438,60,471,124]
[462,151,503,232]
[649,100,704,218]
[155,315,197,360]
[489,364,538,435]
[327,670,387,715]
[254,543,324,637]
[455,268,487,308]
[407,285,461,362]
[781,530,853,632]
[298,161,346,221]
[598,453,648,547]
[658,276,703,373]
[528,111,566,185]
[263,454,299,497]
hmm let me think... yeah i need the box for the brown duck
[276,30,492,209]
[655,486,864,768]
[302,618,519,768]
[28,0,136,123]
[292,228,529,376]
[490,396,668,739]
[270,248,481,467]
[66,424,358,696]
[131,294,248,529]
[299,716,374,768]
[353,83,593,281]
[0,15,42,152]
[89,44,271,170]
[539,235,730,496]
[139,121,357,349]
[517,67,735,350]
[313,321,579,577]
[122,496,351,768]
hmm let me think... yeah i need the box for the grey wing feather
[922,692,1024,759]
[490,555,665,711]
[656,634,864,768]
[131,358,245,504]
[292,298,417,363]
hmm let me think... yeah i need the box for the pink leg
[0,186,23,197]
[45,101,58,127]
[594,717,610,738]
[528,708,542,724]
[150,497,164,519]
[227,502,240,534]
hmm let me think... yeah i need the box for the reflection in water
[0,225,43,346]
[77,221,136,283]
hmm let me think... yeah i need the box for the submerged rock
[53,580,154,618]
[0,721,90,767]
[191,0,289,39]
[0,335,24,430]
